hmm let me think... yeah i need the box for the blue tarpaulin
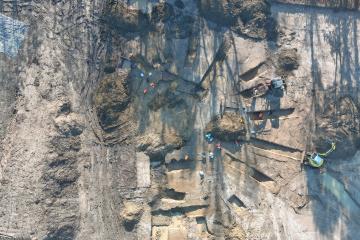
[0,14,28,57]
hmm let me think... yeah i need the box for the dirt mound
[120,201,144,231]
[238,0,270,24]
[93,70,137,143]
[197,0,240,26]
[94,71,130,130]
[232,0,276,40]
[147,90,186,111]
[205,112,246,141]
[198,0,275,40]
[277,48,299,72]
[136,131,185,157]
[102,1,150,34]
[151,2,174,23]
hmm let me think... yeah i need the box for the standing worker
[209,152,214,160]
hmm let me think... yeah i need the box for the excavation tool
[303,142,336,168]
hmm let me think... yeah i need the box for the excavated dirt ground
[0,0,360,240]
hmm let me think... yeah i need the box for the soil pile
[93,70,136,143]
[120,201,144,231]
[136,131,185,157]
[233,0,275,40]
[277,48,299,72]
[147,90,185,111]
[151,2,174,23]
[205,112,246,141]
[197,0,241,25]
[102,1,150,34]
[198,0,275,40]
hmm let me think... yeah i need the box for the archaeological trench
[0,0,360,239]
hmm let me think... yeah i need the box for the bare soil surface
[0,0,359,240]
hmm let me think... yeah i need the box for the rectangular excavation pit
[152,205,209,217]
[166,159,195,171]
[250,168,274,182]
[250,137,302,153]
[164,188,186,200]
[228,195,247,208]
[196,216,206,224]
[224,151,274,182]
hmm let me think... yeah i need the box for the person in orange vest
[143,88,148,94]
[258,112,264,119]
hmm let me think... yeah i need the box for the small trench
[166,158,195,171]
[250,137,302,153]
[228,195,247,208]
[246,108,295,120]
[196,216,213,236]
[224,151,274,183]
[238,62,266,81]
[164,188,186,200]
[250,168,274,182]
[196,216,206,224]
[151,205,209,217]
[149,152,166,168]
